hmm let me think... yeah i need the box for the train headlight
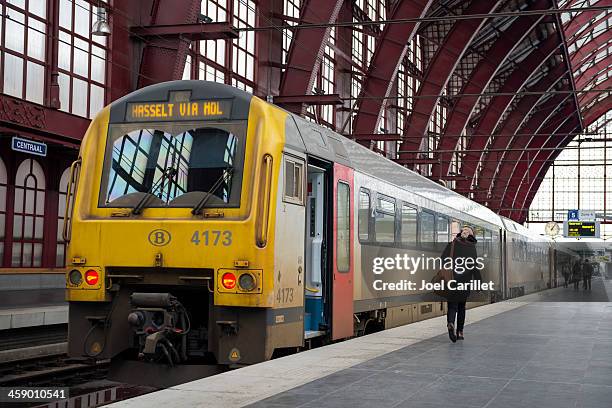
[68,269,82,285]
[238,273,256,291]
[221,272,237,289]
[85,269,99,286]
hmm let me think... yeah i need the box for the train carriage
[64,81,559,378]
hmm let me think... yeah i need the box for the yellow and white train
[64,81,566,375]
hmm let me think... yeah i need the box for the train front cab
[63,81,357,374]
[64,82,298,370]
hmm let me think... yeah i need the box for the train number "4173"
[191,230,232,246]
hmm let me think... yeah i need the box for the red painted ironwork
[277,0,343,115]
[432,6,549,179]
[137,0,201,88]
[351,0,433,137]
[472,65,568,202]
[455,37,562,194]
[495,102,577,216]
[399,1,503,162]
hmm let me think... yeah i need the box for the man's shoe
[457,331,464,340]
[447,323,457,343]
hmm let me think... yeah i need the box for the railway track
[0,354,109,387]
[0,324,67,352]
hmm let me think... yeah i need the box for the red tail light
[221,272,237,289]
[85,269,99,285]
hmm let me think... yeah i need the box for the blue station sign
[11,136,47,157]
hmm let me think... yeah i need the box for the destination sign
[566,221,598,238]
[126,99,232,122]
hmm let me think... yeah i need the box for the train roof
[287,112,505,229]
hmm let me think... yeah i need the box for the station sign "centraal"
[126,99,232,122]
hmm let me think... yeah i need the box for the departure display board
[126,99,232,122]
[566,221,598,237]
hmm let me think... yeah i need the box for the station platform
[0,289,67,330]
[113,278,612,408]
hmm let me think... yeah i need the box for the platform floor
[113,278,612,408]
[0,289,67,330]
[0,288,65,309]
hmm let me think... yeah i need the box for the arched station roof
[118,0,611,222]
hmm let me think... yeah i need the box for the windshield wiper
[192,167,234,215]
[132,167,177,215]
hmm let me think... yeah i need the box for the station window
[283,157,304,205]
[0,157,6,263]
[189,1,256,92]
[375,194,396,243]
[57,0,108,118]
[437,215,450,244]
[401,203,417,244]
[420,211,436,248]
[337,182,350,272]
[0,0,48,104]
[12,159,45,267]
[358,188,370,241]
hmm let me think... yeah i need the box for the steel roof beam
[277,0,343,115]
[469,64,567,202]
[455,36,562,194]
[399,0,503,163]
[578,76,612,107]
[570,27,612,66]
[350,0,433,140]
[136,0,200,88]
[512,118,580,221]
[130,22,239,40]
[564,0,612,39]
[431,3,550,180]
[583,93,612,125]
[495,102,577,216]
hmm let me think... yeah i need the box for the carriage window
[420,211,436,247]
[358,188,370,241]
[283,157,304,205]
[101,123,245,208]
[437,215,449,244]
[337,182,350,272]
[375,194,395,243]
[401,203,417,244]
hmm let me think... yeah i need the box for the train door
[304,162,330,338]
[332,163,354,340]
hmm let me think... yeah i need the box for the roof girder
[398,0,504,163]
[432,2,550,179]
[277,0,343,115]
[351,0,433,138]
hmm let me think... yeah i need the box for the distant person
[572,260,582,291]
[562,263,570,288]
[440,226,481,343]
[583,259,593,291]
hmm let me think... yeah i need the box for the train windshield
[99,122,245,209]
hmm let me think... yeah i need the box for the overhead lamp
[92,7,111,37]
[198,13,213,23]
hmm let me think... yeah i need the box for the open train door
[332,163,354,340]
